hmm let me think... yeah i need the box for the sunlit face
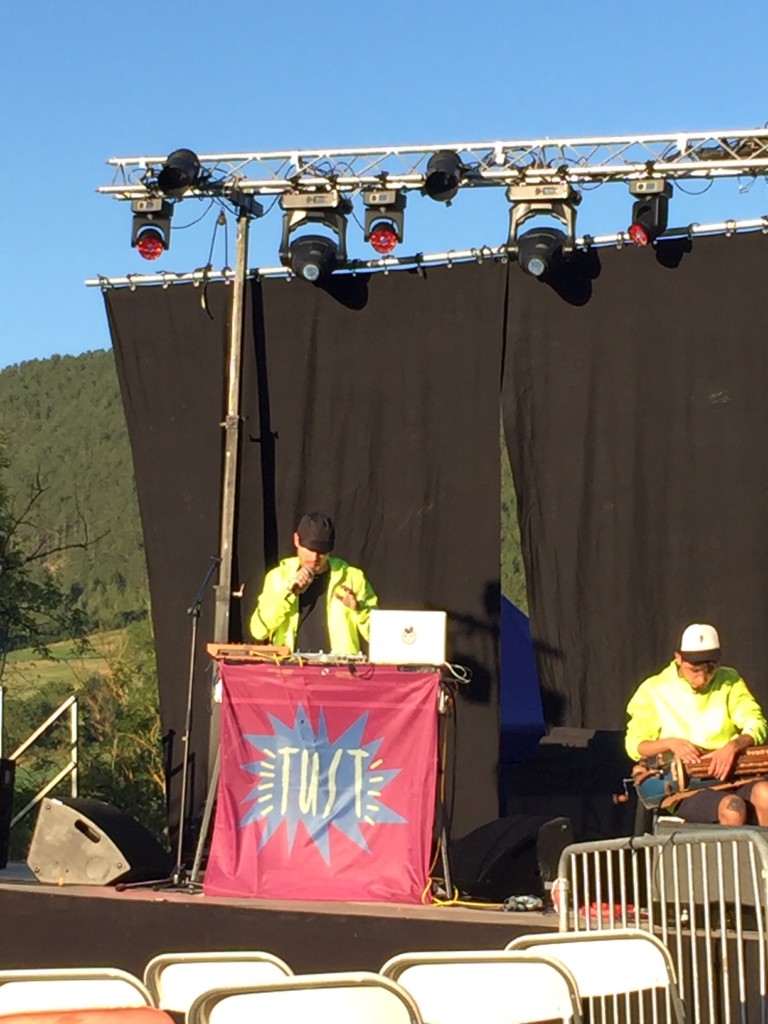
[675,652,719,691]
[293,533,330,573]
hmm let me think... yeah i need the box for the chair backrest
[143,950,293,1012]
[0,968,152,1012]
[187,971,424,1024]
[505,929,685,1022]
[0,1007,173,1024]
[380,950,582,1024]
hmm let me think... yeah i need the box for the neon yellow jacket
[249,556,378,654]
[625,660,768,761]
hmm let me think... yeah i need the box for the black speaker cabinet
[450,814,573,901]
[27,797,172,886]
[653,818,768,908]
[0,759,15,870]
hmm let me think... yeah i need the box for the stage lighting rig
[157,148,204,197]
[363,189,406,254]
[279,190,351,282]
[517,228,568,278]
[424,151,463,203]
[507,182,580,279]
[627,180,672,246]
[130,197,174,260]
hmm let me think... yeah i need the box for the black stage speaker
[27,797,172,886]
[653,818,768,908]
[0,759,15,870]
[450,814,573,902]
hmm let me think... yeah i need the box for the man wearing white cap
[625,623,768,825]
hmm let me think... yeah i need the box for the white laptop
[367,609,447,666]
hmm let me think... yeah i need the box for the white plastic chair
[380,949,583,1024]
[506,929,686,1023]
[0,967,152,1012]
[186,971,424,1024]
[143,949,293,1014]
[0,1010,172,1024]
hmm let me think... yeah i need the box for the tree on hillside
[0,352,149,633]
[0,437,91,681]
[77,617,167,840]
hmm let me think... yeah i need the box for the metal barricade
[0,688,79,829]
[555,827,768,1024]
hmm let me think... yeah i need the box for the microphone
[288,567,315,597]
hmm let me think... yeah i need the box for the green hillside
[0,351,148,633]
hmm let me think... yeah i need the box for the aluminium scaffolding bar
[97,126,768,198]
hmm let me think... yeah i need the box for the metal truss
[97,126,768,200]
[85,214,768,289]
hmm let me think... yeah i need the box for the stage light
[131,198,173,260]
[363,189,406,253]
[628,181,672,246]
[157,148,202,197]
[517,228,567,278]
[424,151,463,203]
[507,182,580,277]
[279,190,350,282]
[286,235,339,282]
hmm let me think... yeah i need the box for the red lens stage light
[628,222,651,246]
[369,222,398,254]
[136,229,165,261]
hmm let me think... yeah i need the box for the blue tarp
[500,597,545,767]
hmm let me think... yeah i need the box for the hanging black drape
[501,232,768,729]
[106,261,506,843]
[107,231,768,850]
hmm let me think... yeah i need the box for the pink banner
[204,663,439,902]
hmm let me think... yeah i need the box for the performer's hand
[667,738,704,764]
[706,741,739,781]
[334,585,359,610]
[291,566,316,595]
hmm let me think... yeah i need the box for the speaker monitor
[450,814,574,902]
[27,797,172,886]
[0,759,15,870]
[653,817,768,908]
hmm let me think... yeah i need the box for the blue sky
[2,2,768,370]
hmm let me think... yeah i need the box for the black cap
[296,512,335,553]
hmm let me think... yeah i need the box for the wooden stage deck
[0,863,556,978]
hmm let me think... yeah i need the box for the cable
[673,178,714,196]
[173,197,217,230]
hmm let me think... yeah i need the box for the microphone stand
[171,554,222,887]
[116,554,220,894]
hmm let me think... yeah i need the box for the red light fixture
[131,198,173,260]
[369,221,399,254]
[627,182,672,247]
[628,221,652,247]
[363,189,405,254]
[135,228,166,261]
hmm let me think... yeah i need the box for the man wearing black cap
[625,623,768,825]
[249,512,377,656]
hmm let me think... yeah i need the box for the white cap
[678,623,721,662]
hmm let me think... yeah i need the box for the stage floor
[0,862,556,978]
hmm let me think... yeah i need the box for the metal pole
[204,209,251,856]
[212,210,250,645]
[70,698,78,797]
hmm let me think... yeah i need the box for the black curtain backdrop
[501,232,768,729]
[107,284,231,838]
[106,261,505,845]
[107,233,768,852]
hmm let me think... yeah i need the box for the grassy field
[3,630,126,695]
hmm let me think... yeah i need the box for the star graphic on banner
[239,706,406,863]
